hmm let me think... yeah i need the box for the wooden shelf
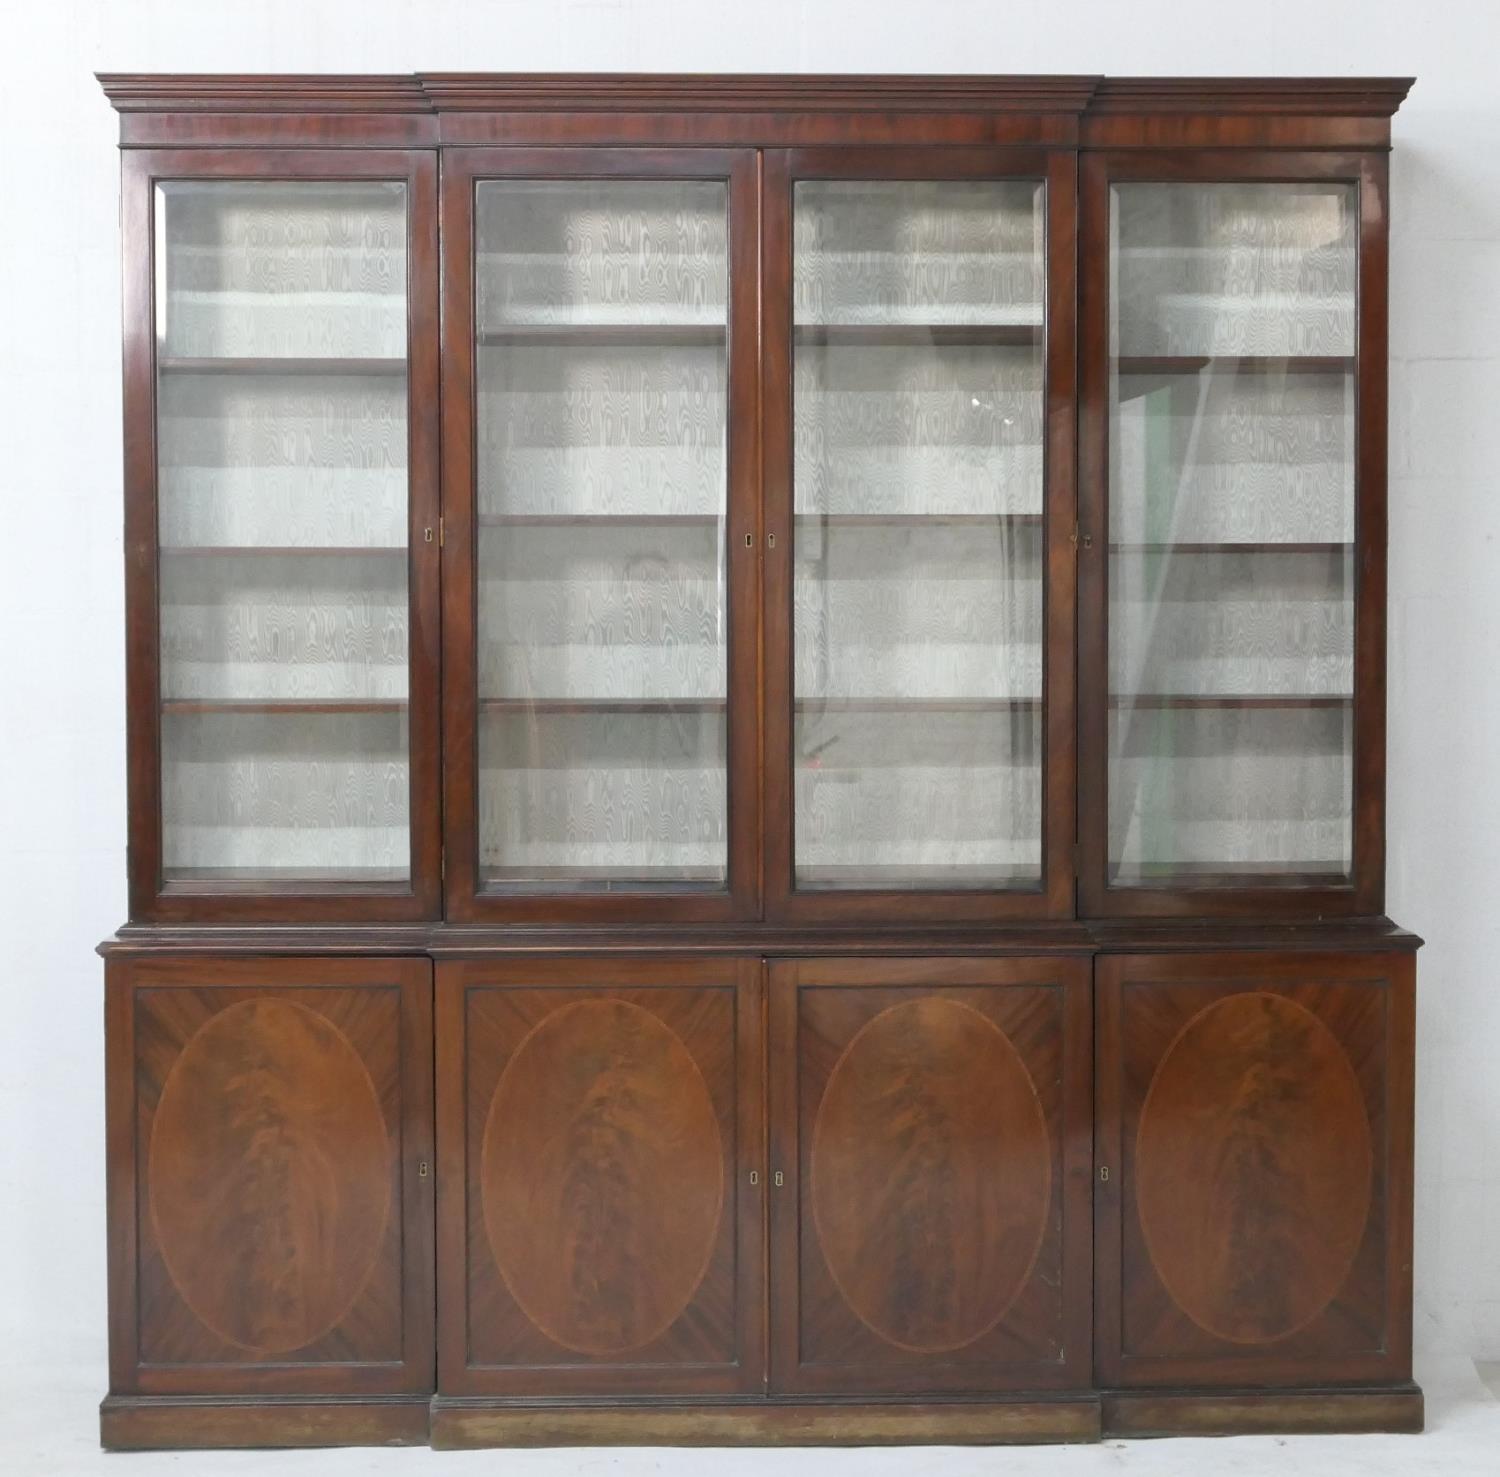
[479,697,725,715]
[479,513,719,529]
[160,545,406,558]
[1110,541,1351,555]
[796,862,1040,887]
[480,865,724,886]
[477,324,724,347]
[162,698,408,715]
[1116,354,1353,376]
[158,356,407,376]
[1110,861,1350,888]
[163,866,410,890]
[795,513,1043,528]
[798,697,1039,713]
[1113,694,1352,711]
[795,322,1041,347]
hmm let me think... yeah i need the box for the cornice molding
[416,73,1103,113]
[1090,76,1414,116]
[97,73,1414,146]
[96,73,430,113]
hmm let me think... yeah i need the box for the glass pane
[155,180,410,885]
[474,179,728,888]
[1107,182,1358,886]
[793,179,1045,889]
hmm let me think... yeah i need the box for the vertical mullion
[1075,152,1113,916]
[1044,148,1081,918]
[122,151,163,920]
[726,152,763,919]
[438,153,480,921]
[407,151,444,917]
[760,152,796,916]
[1353,153,1389,915]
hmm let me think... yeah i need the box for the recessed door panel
[767,955,1092,1394]
[1095,950,1414,1387]
[437,956,763,1396]
[104,954,434,1396]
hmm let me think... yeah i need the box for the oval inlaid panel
[811,997,1051,1353]
[1136,992,1372,1345]
[148,998,391,1354]
[481,999,724,1356]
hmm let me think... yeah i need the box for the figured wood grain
[438,956,761,1396]
[1134,991,1372,1344]
[147,998,391,1354]
[768,956,1093,1396]
[1094,952,1412,1390]
[811,997,1051,1352]
[480,998,724,1355]
[109,954,435,1399]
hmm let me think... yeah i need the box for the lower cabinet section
[767,955,1093,1394]
[101,943,1420,1449]
[434,956,763,1397]
[1094,950,1416,1391]
[102,954,435,1417]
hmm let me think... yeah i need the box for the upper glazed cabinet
[115,83,1400,927]
[1079,149,1388,917]
[442,146,1077,924]
[124,150,441,920]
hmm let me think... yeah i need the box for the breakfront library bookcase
[97,73,1419,1450]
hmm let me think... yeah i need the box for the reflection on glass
[474,180,729,887]
[793,180,1046,889]
[154,180,410,884]
[1108,182,1357,885]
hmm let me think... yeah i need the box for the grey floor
[6,1357,1498,1474]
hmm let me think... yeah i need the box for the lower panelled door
[766,955,1093,1395]
[105,953,435,1396]
[436,956,764,1397]
[1094,949,1416,1389]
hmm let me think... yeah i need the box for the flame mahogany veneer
[98,72,1418,1450]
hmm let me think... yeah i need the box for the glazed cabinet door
[767,956,1092,1394]
[440,150,760,924]
[104,955,434,1395]
[122,150,441,922]
[762,148,1078,923]
[1080,152,1388,917]
[436,956,764,1395]
[1095,950,1415,1388]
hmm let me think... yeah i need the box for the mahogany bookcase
[96,72,1418,1450]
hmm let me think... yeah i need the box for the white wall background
[2,0,1498,1386]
